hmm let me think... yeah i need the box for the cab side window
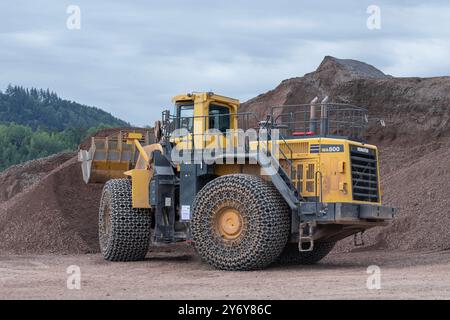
[209,105,230,133]
[177,104,194,132]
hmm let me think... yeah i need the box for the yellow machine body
[123,92,383,209]
[91,92,396,269]
[124,139,164,209]
[249,138,380,205]
[212,138,381,205]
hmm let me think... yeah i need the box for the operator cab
[173,92,238,133]
[169,92,239,149]
[174,102,232,134]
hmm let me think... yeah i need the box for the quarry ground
[1,245,450,300]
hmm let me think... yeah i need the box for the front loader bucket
[78,129,153,184]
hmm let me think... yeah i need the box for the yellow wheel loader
[79,92,396,270]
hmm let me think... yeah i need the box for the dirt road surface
[1,245,450,300]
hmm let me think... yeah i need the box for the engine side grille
[350,145,379,203]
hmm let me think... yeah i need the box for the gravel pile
[0,155,102,254]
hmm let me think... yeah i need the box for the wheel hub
[216,208,243,240]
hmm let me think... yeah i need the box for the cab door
[206,103,233,151]
[172,103,194,149]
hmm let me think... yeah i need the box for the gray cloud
[1,0,450,125]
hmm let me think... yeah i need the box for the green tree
[0,85,132,171]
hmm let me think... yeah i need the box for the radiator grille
[296,163,316,194]
[350,145,379,203]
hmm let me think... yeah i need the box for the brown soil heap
[0,153,102,254]
[1,56,450,254]
[0,152,74,203]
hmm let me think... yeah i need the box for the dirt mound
[0,126,157,255]
[0,155,103,254]
[241,77,304,120]
[306,56,389,87]
[335,141,450,252]
[0,152,75,203]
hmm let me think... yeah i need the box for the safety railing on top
[271,103,368,142]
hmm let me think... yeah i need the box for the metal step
[257,152,301,210]
[278,167,300,199]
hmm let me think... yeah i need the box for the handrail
[271,103,367,111]
[272,103,368,141]
[265,114,295,181]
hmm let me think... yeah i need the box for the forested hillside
[0,85,129,170]
[0,85,127,130]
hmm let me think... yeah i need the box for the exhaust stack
[309,97,319,133]
[320,96,329,136]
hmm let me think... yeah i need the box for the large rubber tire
[99,179,152,261]
[276,242,335,265]
[191,174,290,271]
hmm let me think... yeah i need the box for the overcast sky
[1,0,450,126]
